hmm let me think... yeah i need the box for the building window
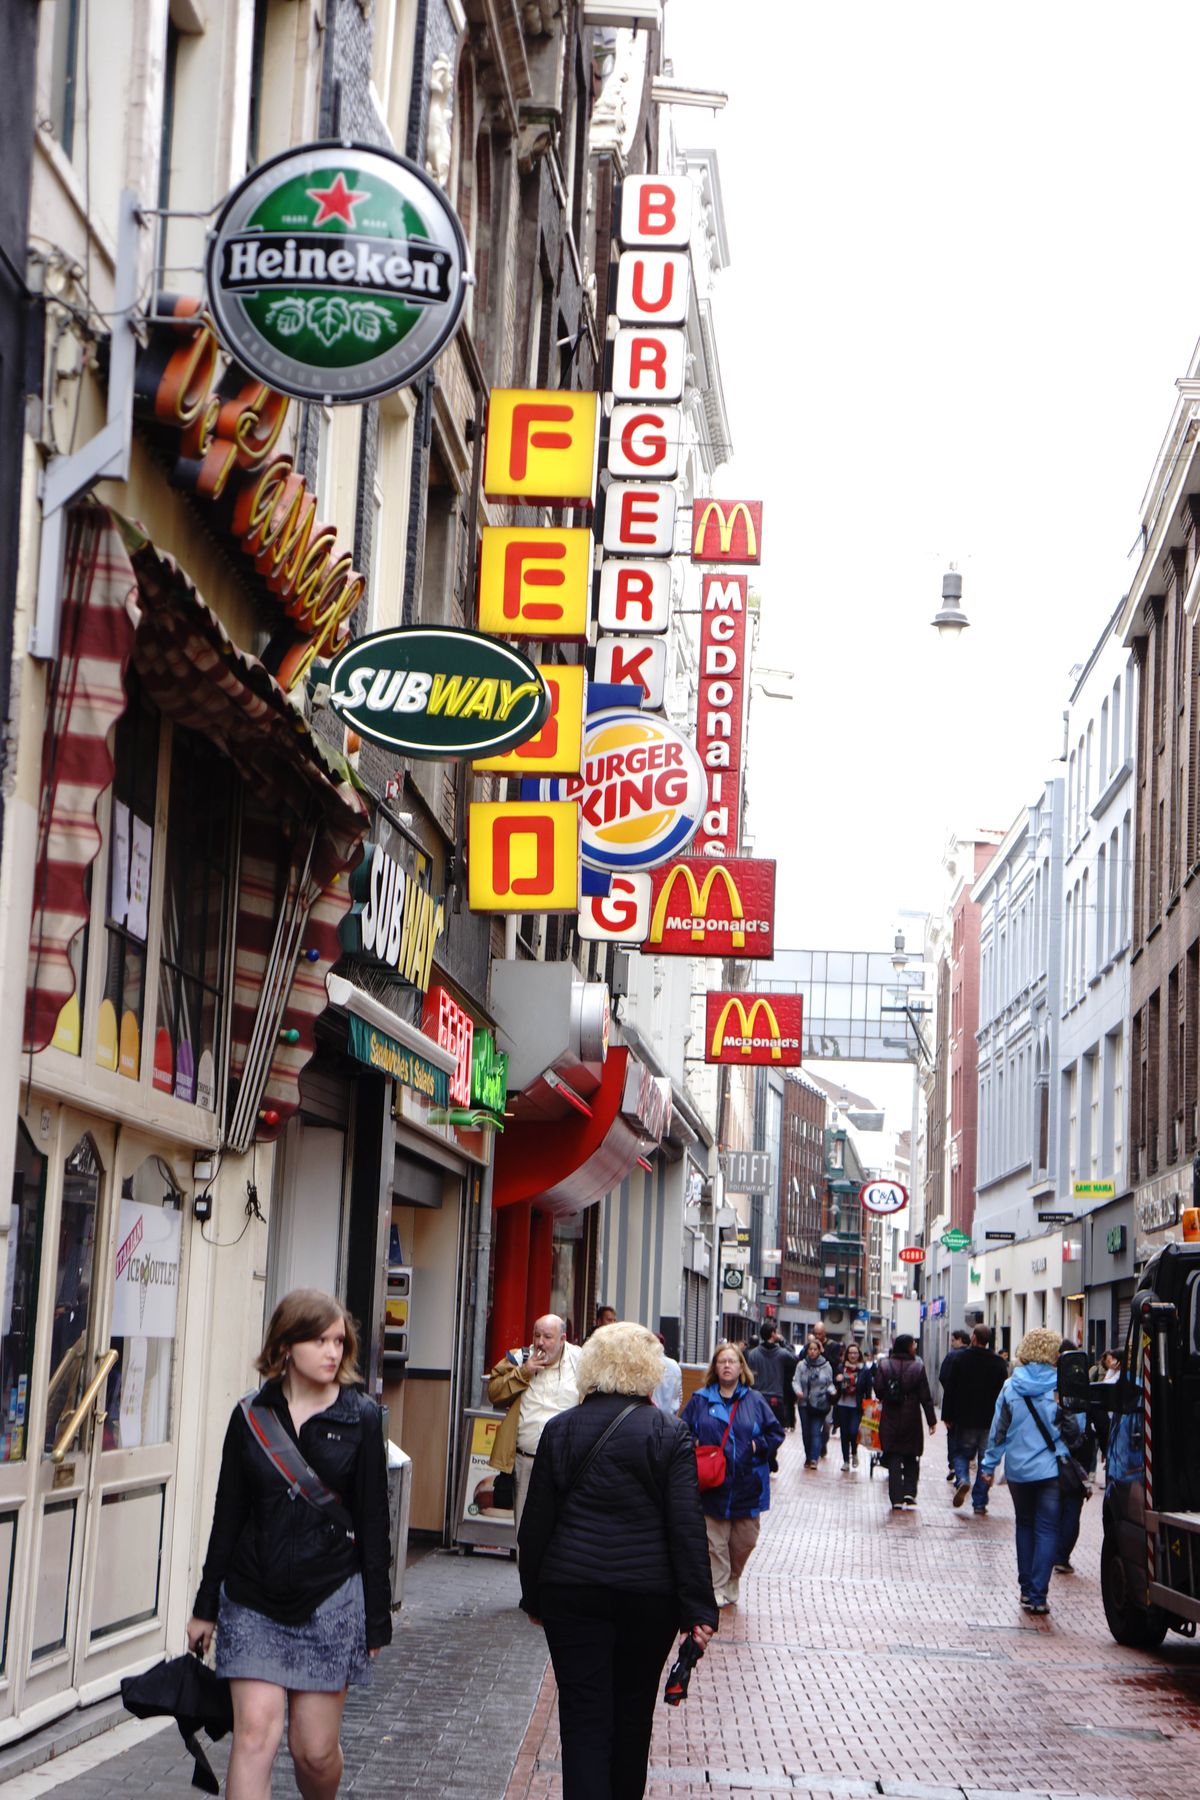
[49,0,83,157]
[154,727,235,1111]
[96,673,161,1080]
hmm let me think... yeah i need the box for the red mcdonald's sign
[705,991,802,1066]
[690,499,763,566]
[644,858,775,958]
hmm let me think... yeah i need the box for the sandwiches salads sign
[206,143,469,403]
[328,627,552,759]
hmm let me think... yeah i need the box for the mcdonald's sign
[644,858,775,957]
[705,991,802,1066]
[690,499,762,566]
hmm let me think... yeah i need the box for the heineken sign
[205,142,469,403]
[327,626,552,758]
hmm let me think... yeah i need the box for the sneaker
[852,1452,859,1468]
[1027,1601,1050,1615]
[1019,1594,1033,1610]
[841,1464,852,1474]
[946,1470,957,1482]
[1053,1562,1074,1574]
[903,1496,918,1507]
[890,1502,907,1512]
[724,1576,740,1603]
[973,1508,988,1516]
[805,1460,817,1470]
[953,1481,971,1508]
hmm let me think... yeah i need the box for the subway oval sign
[205,142,469,403]
[328,628,552,759]
[538,708,705,872]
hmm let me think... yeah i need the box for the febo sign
[422,987,474,1108]
[644,857,775,957]
[705,992,802,1066]
[860,1179,908,1216]
[205,142,469,403]
[536,709,705,874]
[694,571,748,858]
[327,626,551,759]
[132,298,362,691]
[467,801,580,913]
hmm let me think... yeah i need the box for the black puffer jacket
[518,1392,718,1631]
[193,1380,392,1649]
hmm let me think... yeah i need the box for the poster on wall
[111,1201,183,1339]
[454,1410,517,1552]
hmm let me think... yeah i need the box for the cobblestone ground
[6,1544,547,1798]
[506,1427,1200,1800]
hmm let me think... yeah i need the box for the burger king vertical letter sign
[705,992,802,1066]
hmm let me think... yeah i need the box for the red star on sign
[305,171,369,228]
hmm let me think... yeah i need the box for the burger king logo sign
[538,709,705,873]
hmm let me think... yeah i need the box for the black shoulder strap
[1019,1392,1062,1460]
[240,1395,355,1538]
[562,1402,641,1503]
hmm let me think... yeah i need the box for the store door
[0,1105,188,1733]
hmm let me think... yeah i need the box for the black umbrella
[122,1652,233,1794]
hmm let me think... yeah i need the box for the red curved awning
[494,1046,652,1216]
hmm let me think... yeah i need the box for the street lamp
[931,569,970,638]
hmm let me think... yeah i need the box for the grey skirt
[216,1575,371,1691]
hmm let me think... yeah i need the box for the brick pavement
[504,1428,1200,1800]
[9,1544,546,1798]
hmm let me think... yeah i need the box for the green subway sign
[206,142,469,402]
[327,627,551,759]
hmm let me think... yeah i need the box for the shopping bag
[858,1397,881,1452]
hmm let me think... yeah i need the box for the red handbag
[695,1399,739,1490]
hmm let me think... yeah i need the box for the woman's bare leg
[287,1687,349,1799]
[227,1679,286,1800]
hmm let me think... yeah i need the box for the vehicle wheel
[1100,1539,1169,1648]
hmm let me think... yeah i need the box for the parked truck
[1062,1241,1200,1648]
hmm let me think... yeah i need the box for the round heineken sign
[205,142,470,403]
[327,628,551,760]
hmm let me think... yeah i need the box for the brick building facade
[779,1070,828,1339]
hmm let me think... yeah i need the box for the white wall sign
[593,637,667,708]
[602,483,677,556]
[597,559,671,634]
[606,405,682,480]
[111,1201,183,1339]
[611,329,686,402]
[578,873,652,942]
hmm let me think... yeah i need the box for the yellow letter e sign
[468,802,580,912]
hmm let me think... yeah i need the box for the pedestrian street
[14,1427,1198,1800]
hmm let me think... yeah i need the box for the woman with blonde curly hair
[681,1340,784,1607]
[518,1321,717,1800]
[980,1327,1071,1615]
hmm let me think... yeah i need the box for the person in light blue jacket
[980,1328,1069,1614]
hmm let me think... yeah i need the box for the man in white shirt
[486,1313,582,1526]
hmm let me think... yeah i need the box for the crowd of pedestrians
[167,1290,1114,1800]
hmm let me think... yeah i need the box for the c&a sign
[644,858,775,958]
[705,991,802,1066]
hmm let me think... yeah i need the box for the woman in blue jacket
[681,1342,784,1608]
[980,1328,1070,1614]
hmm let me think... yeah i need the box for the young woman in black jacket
[186,1289,391,1800]
[519,1321,718,1800]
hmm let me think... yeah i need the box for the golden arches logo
[710,997,783,1059]
[692,500,757,559]
[649,863,745,947]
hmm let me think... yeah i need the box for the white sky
[666,0,1200,980]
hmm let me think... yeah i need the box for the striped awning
[25,505,368,1142]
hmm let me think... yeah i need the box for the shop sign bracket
[31,190,144,661]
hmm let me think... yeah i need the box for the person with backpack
[1053,1337,1096,1574]
[187,1289,392,1800]
[979,1327,1074,1615]
[873,1334,937,1510]
[745,1323,791,1469]
[792,1336,837,1469]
